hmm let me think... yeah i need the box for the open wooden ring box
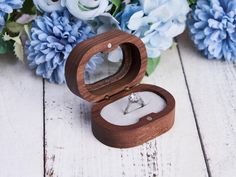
[65,30,175,148]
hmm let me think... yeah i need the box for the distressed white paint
[5,34,235,176]
[45,46,207,177]
[0,55,43,177]
[178,32,236,177]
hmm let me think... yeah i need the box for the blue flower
[84,53,104,82]
[0,0,23,13]
[26,10,94,84]
[188,0,236,61]
[0,0,24,32]
[0,12,5,31]
[116,0,190,58]
[116,4,142,32]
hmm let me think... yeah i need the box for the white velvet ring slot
[101,91,166,126]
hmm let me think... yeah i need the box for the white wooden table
[0,32,236,177]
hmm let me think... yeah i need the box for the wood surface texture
[65,30,175,148]
[91,84,175,148]
[0,32,235,177]
[0,54,44,177]
[177,32,236,177]
[65,30,147,103]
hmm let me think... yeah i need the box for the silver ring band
[124,93,145,115]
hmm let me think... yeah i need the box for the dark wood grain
[92,84,175,148]
[65,30,175,148]
[65,29,147,103]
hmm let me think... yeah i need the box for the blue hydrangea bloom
[188,0,236,61]
[116,4,142,32]
[116,0,190,58]
[0,0,24,31]
[0,12,5,31]
[84,53,104,82]
[26,10,94,84]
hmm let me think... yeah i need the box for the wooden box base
[91,84,175,148]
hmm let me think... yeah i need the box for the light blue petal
[108,47,123,62]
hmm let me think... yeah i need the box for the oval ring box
[65,30,175,148]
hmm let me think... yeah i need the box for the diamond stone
[129,93,139,103]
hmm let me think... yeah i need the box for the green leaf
[24,24,31,40]
[21,0,37,14]
[187,0,197,6]
[6,22,23,33]
[3,33,24,62]
[146,56,161,76]
[0,34,14,54]
[110,0,121,16]
[131,0,139,3]
[14,41,24,62]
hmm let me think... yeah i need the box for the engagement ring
[124,93,145,115]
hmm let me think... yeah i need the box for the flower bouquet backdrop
[0,0,198,84]
[188,0,236,61]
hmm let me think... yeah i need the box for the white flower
[33,0,63,12]
[92,13,119,34]
[64,0,110,20]
[91,13,122,63]
[126,0,190,58]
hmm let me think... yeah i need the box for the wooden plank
[0,54,44,177]
[178,32,236,177]
[45,46,208,177]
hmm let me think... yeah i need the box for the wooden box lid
[65,30,147,103]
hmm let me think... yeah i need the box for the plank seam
[43,79,46,177]
[177,42,212,177]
